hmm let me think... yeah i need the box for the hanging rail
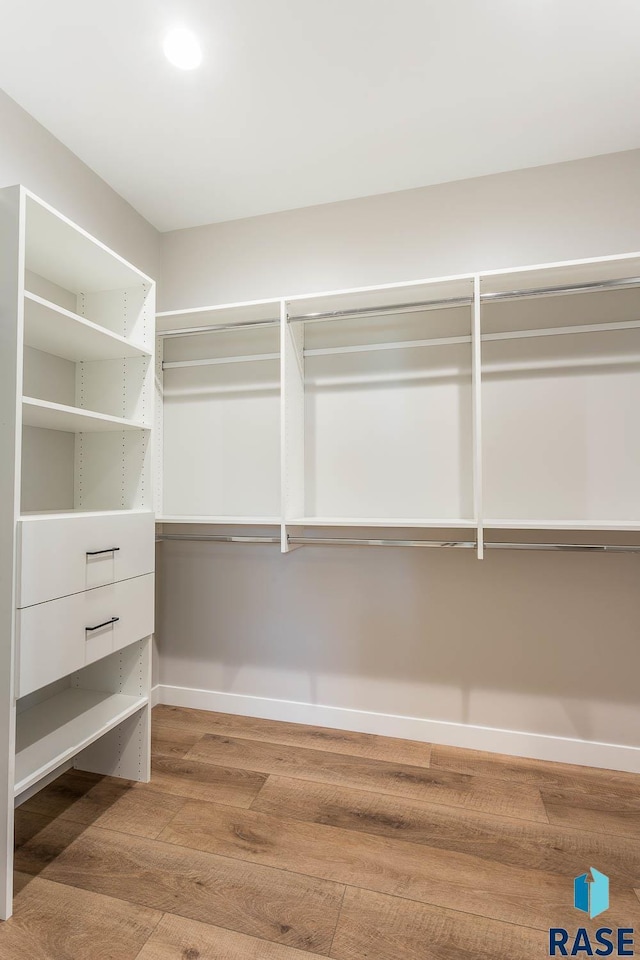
[160,317,281,339]
[156,533,640,553]
[155,276,640,341]
[162,352,279,369]
[483,276,640,304]
[160,316,640,370]
[287,276,640,325]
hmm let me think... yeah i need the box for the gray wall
[0,90,159,279]
[0,89,161,679]
[160,149,640,309]
[157,149,640,759]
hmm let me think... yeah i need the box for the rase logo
[549,869,634,957]
[575,869,609,920]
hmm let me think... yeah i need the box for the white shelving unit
[0,185,156,921]
[156,253,640,552]
[157,300,281,521]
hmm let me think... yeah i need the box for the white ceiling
[1,1,640,232]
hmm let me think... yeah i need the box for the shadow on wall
[155,542,640,746]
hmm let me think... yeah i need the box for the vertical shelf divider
[472,274,484,559]
[154,332,164,516]
[281,300,305,552]
[0,185,23,921]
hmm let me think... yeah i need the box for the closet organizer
[156,255,640,560]
[2,183,640,921]
[0,185,156,920]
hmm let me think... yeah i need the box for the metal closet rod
[155,534,640,553]
[288,277,640,324]
[160,317,280,339]
[156,276,640,339]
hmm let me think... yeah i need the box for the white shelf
[24,292,151,362]
[23,397,150,433]
[20,508,154,522]
[157,515,281,525]
[25,191,152,293]
[14,688,147,796]
[285,517,478,529]
[484,519,640,532]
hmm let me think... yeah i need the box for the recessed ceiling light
[163,28,202,70]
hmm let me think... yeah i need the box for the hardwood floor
[2,705,640,958]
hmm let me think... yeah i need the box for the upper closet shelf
[24,292,151,362]
[484,519,640,532]
[22,397,150,433]
[21,508,153,522]
[285,517,478,529]
[157,515,281,525]
[25,190,152,293]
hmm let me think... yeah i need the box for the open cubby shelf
[15,688,147,797]
[24,292,151,362]
[23,397,150,433]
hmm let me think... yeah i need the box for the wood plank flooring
[2,704,640,959]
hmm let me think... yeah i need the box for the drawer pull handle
[86,547,120,557]
[85,617,120,633]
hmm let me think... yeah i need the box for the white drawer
[17,573,155,698]
[18,512,155,608]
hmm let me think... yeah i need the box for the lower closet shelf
[14,688,148,797]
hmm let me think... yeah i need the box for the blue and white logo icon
[574,868,609,919]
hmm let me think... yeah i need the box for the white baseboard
[155,684,640,774]
[150,683,161,707]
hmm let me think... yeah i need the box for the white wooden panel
[24,292,151,361]
[74,638,152,781]
[483,331,640,521]
[76,636,151,698]
[281,301,305,550]
[18,511,155,607]
[76,356,151,423]
[305,342,473,520]
[75,430,151,512]
[14,688,147,795]
[285,517,477,528]
[155,336,164,513]
[162,359,280,518]
[20,426,75,514]
[0,184,22,920]
[23,347,75,406]
[472,276,484,559]
[25,193,151,293]
[17,574,154,698]
[74,706,150,782]
[78,283,153,348]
